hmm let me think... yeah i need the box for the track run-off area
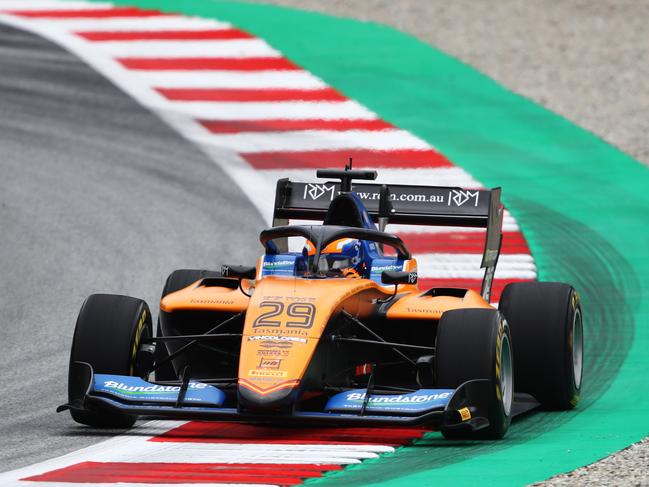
[0,0,648,486]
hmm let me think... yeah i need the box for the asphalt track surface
[0,23,264,470]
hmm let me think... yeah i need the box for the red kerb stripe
[200,118,394,133]
[22,462,341,485]
[157,87,347,102]
[151,421,427,445]
[7,7,164,18]
[76,29,253,41]
[119,57,300,71]
[242,149,453,169]
[396,231,530,255]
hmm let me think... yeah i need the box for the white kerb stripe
[159,100,378,120]
[0,1,113,9]
[263,167,480,188]
[19,16,233,31]
[92,39,280,58]
[133,70,328,89]
[416,253,536,279]
[196,129,431,152]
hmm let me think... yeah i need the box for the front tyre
[499,282,583,410]
[69,294,152,427]
[436,308,513,439]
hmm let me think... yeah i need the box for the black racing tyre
[499,282,583,410]
[436,308,513,439]
[69,294,152,428]
[155,269,222,381]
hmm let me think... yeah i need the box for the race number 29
[253,301,316,329]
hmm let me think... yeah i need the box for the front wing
[58,362,537,431]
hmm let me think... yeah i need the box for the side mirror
[221,265,256,280]
[381,270,418,286]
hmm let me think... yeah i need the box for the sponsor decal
[248,335,307,344]
[248,369,288,378]
[406,307,443,314]
[93,374,225,406]
[371,264,403,272]
[263,259,295,269]
[254,327,308,336]
[304,183,336,201]
[189,298,235,305]
[258,358,282,369]
[448,189,479,207]
[345,392,451,404]
[260,341,292,349]
[325,388,454,414]
[257,349,288,357]
[355,191,445,204]
[101,380,207,394]
[459,407,472,421]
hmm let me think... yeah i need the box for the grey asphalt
[0,23,263,471]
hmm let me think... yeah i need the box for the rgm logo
[346,392,451,403]
[304,183,336,201]
[448,189,480,207]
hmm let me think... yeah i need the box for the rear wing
[272,178,504,301]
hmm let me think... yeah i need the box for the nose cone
[238,380,299,412]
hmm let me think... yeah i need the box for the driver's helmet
[304,238,365,277]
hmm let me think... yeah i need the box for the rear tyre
[499,282,583,410]
[155,269,221,381]
[436,308,513,439]
[69,294,152,428]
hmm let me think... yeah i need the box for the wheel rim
[572,308,584,390]
[500,333,514,416]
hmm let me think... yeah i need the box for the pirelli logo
[248,369,287,378]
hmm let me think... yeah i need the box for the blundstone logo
[346,392,451,403]
[102,380,207,394]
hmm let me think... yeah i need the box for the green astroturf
[82,1,649,484]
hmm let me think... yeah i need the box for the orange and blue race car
[59,168,583,439]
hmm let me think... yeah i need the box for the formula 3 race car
[59,168,584,439]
